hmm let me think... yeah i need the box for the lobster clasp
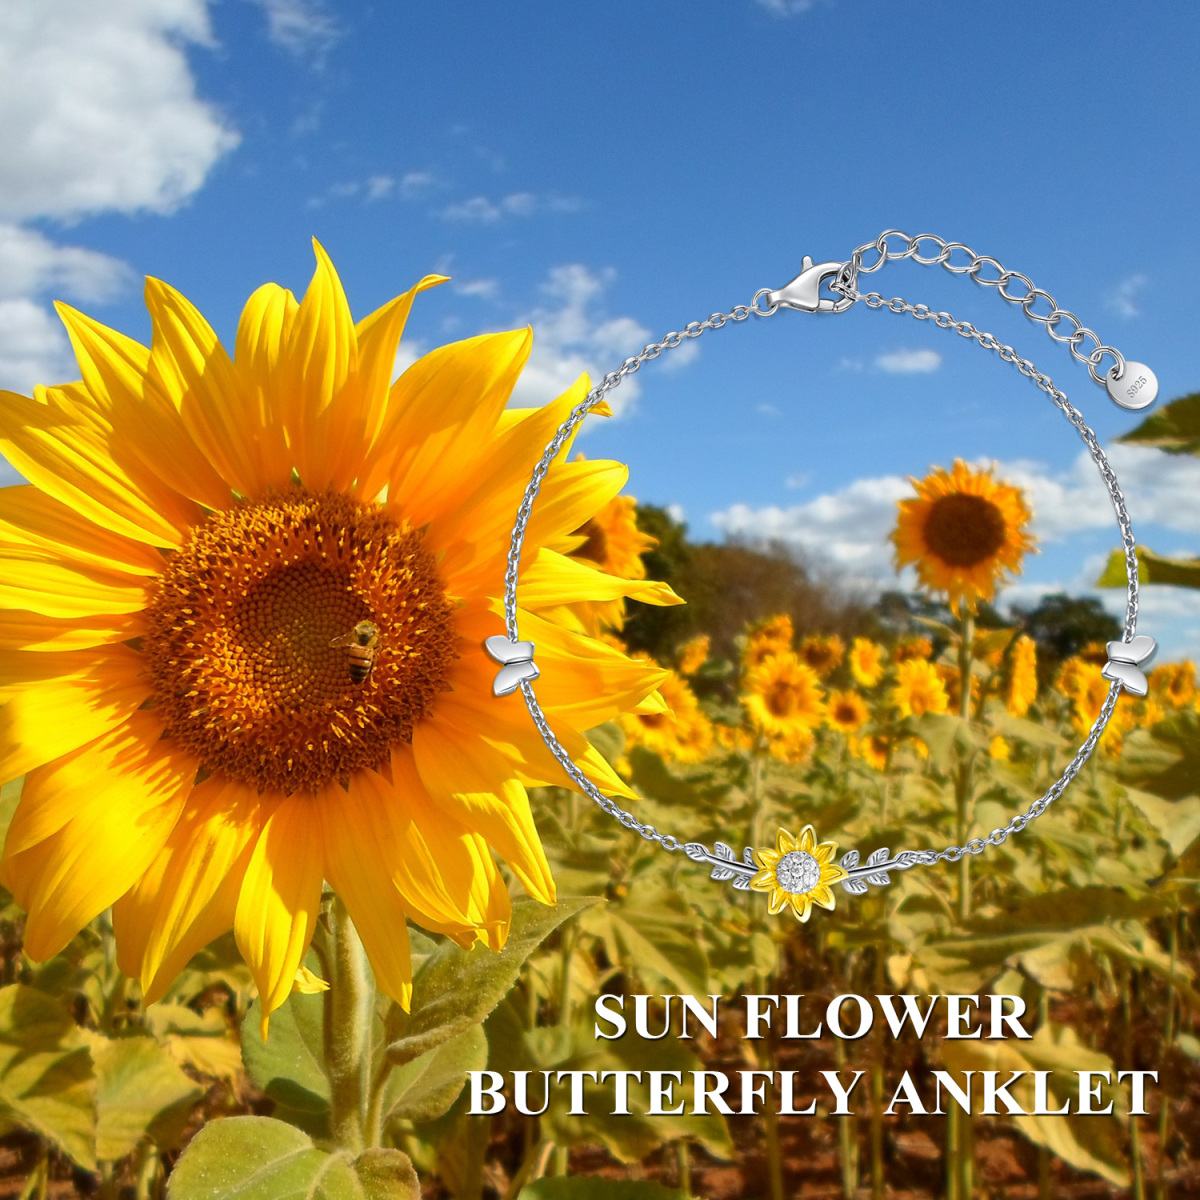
[764,257,853,313]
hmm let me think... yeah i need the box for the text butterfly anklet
[488,229,1158,918]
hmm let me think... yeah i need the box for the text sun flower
[0,242,682,1031]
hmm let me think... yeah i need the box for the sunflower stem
[326,897,372,1153]
[956,614,975,922]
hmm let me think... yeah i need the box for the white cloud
[0,1,238,222]
[456,278,499,300]
[754,0,816,14]
[509,265,653,417]
[876,348,942,374]
[0,2,239,390]
[1108,273,1148,319]
[440,192,583,223]
[250,0,339,62]
[399,171,437,200]
[666,504,687,525]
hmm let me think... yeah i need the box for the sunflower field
[0,254,1197,1200]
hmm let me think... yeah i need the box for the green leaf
[0,984,95,1169]
[167,1116,420,1200]
[1097,546,1200,589]
[382,1025,487,1126]
[988,713,1068,751]
[92,1036,203,1161]
[386,896,596,1067]
[1119,710,1200,800]
[519,1181,688,1200]
[1117,390,1200,455]
[241,985,330,1134]
[913,712,984,772]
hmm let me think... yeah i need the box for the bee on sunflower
[0,242,681,1031]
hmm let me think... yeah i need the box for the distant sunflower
[1006,634,1038,717]
[749,825,848,922]
[827,690,869,734]
[562,488,676,635]
[848,637,885,688]
[744,652,826,737]
[892,459,1035,614]
[1151,661,1196,708]
[620,668,712,764]
[743,614,793,670]
[890,659,950,719]
[0,242,677,1031]
[798,634,844,677]
[893,635,933,664]
[988,735,1011,761]
[677,634,710,676]
[852,733,891,771]
[765,723,816,765]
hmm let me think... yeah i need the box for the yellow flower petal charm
[749,825,849,922]
[0,241,682,1032]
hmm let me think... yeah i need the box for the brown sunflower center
[766,680,803,718]
[570,518,609,566]
[922,493,1008,568]
[143,489,457,795]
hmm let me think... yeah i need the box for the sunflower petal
[0,646,148,783]
[412,719,555,907]
[518,549,683,611]
[0,609,139,653]
[0,546,148,618]
[145,276,261,496]
[0,387,184,547]
[112,777,273,1004]
[234,793,325,1037]
[2,711,196,960]
[234,282,299,486]
[798,825,817,854]
[319,782,414,1008]
[776,829,797,854]
[810,884,837,911]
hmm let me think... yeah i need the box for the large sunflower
[892,459,1035,614]
[0,242,676,1030]
[743,651,826,737]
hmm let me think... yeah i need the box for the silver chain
[830,229,1126,385]
[500,231,1146,885]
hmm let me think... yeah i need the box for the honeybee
[330,620,380,683]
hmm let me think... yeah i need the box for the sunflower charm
[749,825,849,921]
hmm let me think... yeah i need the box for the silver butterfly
[1101,634,1157,696]
[484,635,540,697]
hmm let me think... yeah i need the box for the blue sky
[4,0,1200,658]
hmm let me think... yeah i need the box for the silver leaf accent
[866,872,891,886]
[710,866,737,882]
[866,847,890,867]
[684,842,709,862]
[843,878,869,895]
[732,875,752,891]
[714,841,734,860]
[743,848,756,866]
[841,849,860,870]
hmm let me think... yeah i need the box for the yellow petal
[355,274,448,443]
[0,486,164,576]
[0,609,139,653]
[112,777,273,1004]
[293,965,330,995]
[0,387,185,548]
[798,825,817,854]
[767,889,788,915]
[145,276,262,496]
[275,241,361,490]
[810,884,837,911]
[234,792,325,1037]
[363,328,532,508]
[234,282,299,486]
[0,647,126,703]
[412,718,555,907]
[0,645,148,783]
[518,549,683,611]
[776,829,797,854]
[2,711,197,960]
[319,781,414,1008]
[815,842,837,865]
[791,894,814,922]
[749,867,777,890]
[53,303,230,512]
[0,546,148,618]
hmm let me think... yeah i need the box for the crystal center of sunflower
[143,489,457,795]
[775,850,820,895]
[922,493,1008,567]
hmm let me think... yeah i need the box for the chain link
[501,232,1145,871]
[833,230,1126,385]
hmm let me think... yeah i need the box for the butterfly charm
[484,635,540,697]
[1101,634,1157,697]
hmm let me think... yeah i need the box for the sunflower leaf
[166,1115,420,1200]
[382,1025,487,1126]
[386,897,596,1067]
